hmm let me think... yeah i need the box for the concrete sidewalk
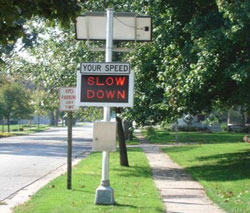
[136,132,225,213]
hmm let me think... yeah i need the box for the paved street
[0,124,93,202]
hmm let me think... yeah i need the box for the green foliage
[13,19,104,112]
[122,43,169,126]
[0,0,81,46]
[3,0,250,127]
[145,126,157,140]
[159,0,250,114]
[75,107,103,122]
[31,90,48,116]
[0,81,33,122]
[221,123,228,132]
[121,0,250,124]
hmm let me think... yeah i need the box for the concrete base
[95,185,114,205]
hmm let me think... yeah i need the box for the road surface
[0,124,93,202]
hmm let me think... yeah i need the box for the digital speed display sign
[76,62,134,107]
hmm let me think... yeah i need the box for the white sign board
[59,87,78,111]
[93,122,117,151]
[81,62,130,74]
[76,12,152,41]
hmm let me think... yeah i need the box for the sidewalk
[136,132,225,213]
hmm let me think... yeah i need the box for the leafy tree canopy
[0,0,83,46]
[120,0,250,125]
[0,81,33,131]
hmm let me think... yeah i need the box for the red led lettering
[106,90,116,99]
[97,90,104,99]
[87,90,95,99]
[88,77,95,85]
[117,90,126,99]
[115,77,126,86]
[96,77,104,86]
[106,77,114,86]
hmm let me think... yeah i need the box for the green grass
[14,148,165,213]
[142,129,245,144]
[159,134,250,213]
[0,125,49,137]
[126,137,140,145]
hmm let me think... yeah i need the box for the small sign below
[80,62,130,74]
[93,122,117,151]
[59,87,78,111]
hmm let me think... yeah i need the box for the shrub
[146,126,157,139]
[178,126,210,132]
[220,123,227,132]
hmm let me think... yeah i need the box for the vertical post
[67,112,73,189]
[95,8,115,205]
[175,121,178,142]
[102,6,113,186]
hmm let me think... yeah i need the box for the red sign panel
[80,75,129,103]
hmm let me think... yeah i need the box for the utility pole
[95,8,115,205]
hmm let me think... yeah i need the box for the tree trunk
[116,107,129,167]
[113,42,129,166]
[38,114,40,129]
[1,117,4,133]
[123,120,133,140]
[175,121,178,142]
[7,115,10,133]
[227,110,231,131]
[49,111,55,126]
[55,109,59,126]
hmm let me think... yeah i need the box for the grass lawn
[14,148,165,213]
[0,125,48,138]
[147,129,250,213]
[142,129,245,144]
[126,137,140,145]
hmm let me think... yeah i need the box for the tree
[0,82,33,132]
[75,107,103,122]
[32,90,48,128]
[157,0,250,115]
[122,43,170,127]
[119,0,250,125]
[0,0,82,46]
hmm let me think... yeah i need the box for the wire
[114,16,145,31]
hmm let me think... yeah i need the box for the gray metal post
[67,112,73,190]
[95,8,115,205]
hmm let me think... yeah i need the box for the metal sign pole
[67,111,73,189]
[95,8,115,205]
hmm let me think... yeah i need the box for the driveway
[0,124,93,202]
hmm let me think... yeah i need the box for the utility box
[93,122,117,151]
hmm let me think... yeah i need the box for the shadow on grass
[185,149,250,182]
[112,165,151,178]
[161,146,199,153]
[114,202,136,208]
[115,202,163,212]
